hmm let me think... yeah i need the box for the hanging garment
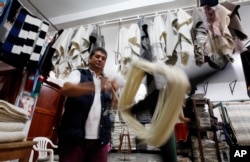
[138,17,154,94]
[27,21,50,71]
[51,28,74,79]
[221,1,248,54]
[87,25,97,54]
[82,25,92,52]
[19,14,42,57]
[19,15,48,72]
[114,26,128,60]
[150,15,166,60]
[138,17,152,62]
[68,26,86,70]
[191,8,209,67]
[1,8,28,69]
[128,23,141,57]
[176,8,194,65]
[165,11,179,66]
[115,23,140,76]
[204,5,234,69]
[87,25,105,54]
[96,27,105,48]
[213,5,234,55]
[165,11,178,56]
[79,24,93,65]
[38,29,64,79]
[221,1,248,41]
[114,26,130,75]
[1,8,48,71]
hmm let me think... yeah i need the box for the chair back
[33,137,57,161]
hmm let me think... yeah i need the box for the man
[58,47,118,162]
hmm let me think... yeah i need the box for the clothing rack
[85,5,199,28]
[23,0,250,32]
[69,0,250,28]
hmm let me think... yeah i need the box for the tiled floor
[108,153,162,162]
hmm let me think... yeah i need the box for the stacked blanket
[0,100,29,143]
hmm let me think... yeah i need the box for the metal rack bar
[23,0,250,31]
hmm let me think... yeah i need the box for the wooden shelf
[0,61,22,104]
[0,141,37,162]
[192,98,222,162]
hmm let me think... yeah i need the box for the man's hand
[101,77,113,92]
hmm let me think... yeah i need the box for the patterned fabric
[165,11,178,57]
[176,9,194,65]
[221,1,248,41]
[28,21,49,70]
[20,14,42,70]
[1,8,49,71]
[165,11,179,66]
[1,8,28,68]
[51,28,74,78]
[225,104,250,146]
[204,5,221,36]
[191,8,209,67]
[203,5,234,70]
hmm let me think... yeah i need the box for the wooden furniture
[192,98,221,162]
[0,141,37,162]
[0,61,23,104]
[27,81,65,144]
[118,128,132,153]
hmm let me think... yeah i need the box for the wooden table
[0,141,36,162]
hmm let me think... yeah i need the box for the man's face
[89,51,107,71]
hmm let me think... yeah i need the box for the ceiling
[18,0,199,32]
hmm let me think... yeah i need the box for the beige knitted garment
[118,59,190,147]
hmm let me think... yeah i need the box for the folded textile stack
[0,99,29,143]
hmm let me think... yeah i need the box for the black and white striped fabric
[19,14,42,69]
[1,8,49,71]
[27,21,49,70]
[1,8,27,68]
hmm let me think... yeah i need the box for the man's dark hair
[89,47,107,58]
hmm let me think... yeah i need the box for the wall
[99,4,250,102]
[195,4,250,101]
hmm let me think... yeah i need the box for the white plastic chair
[32,137,59,162]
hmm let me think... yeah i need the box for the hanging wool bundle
[118,59,190,147]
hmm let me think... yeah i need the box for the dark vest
[58,69,112,146]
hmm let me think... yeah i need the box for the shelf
[192,98,222,162]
